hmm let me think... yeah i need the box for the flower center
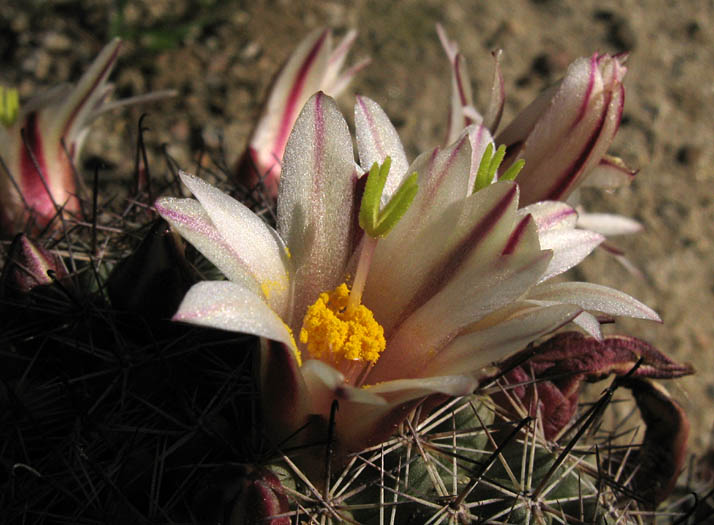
[299,283,386,364]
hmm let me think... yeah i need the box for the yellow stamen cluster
[299,283,386,364]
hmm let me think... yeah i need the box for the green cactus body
[268,394,643,524]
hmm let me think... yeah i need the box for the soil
[2,0,713,479]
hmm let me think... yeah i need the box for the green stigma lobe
[474,143,495,192]
[0,86,19,128]
[359,157,419,238]
[500,159,526,182]
[473,143,525,192]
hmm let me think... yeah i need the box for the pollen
[261,279,283,300]
[299,283,386,364]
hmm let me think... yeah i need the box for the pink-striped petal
[528,281,661,321]
[277,92,357,325]
[155,196,271,306]
[581,154,637,189]
[537,228,605,282]
[354,95,410,200]
[425,303,582,376]
[365,182,519,335]
[177,171,291,315]
[437,24,481,145]
[247,29,332,196]
[3,233,69,293]
[369,245,552,383]
[174,281,298,358]
[519,201,578,232]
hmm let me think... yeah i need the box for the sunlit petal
[529,281,661,321]
[174,281,298,352]
[277,92,357,323]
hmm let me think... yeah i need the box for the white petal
[581,155,637,189]
[366,375,477,399]
[156,196,262,299]
[437,24,480,145]
[301,359,386,415]
[51,38,122,142]
[333,374,475,453]
[425,303,582,376]
[355,95,410,202]
[519,201,578,232]
[528,281,661,321]
[537,228,604,282]
[178,171,292,315]
[365,182,519,334]
[173,281,298,351]
[322,29,355,93]
[369,246,552,383]
[277,92,357,324]
[572,311,603,340]
[576,212,642,236]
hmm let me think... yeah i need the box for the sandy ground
[2,0,713,460]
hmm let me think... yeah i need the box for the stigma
[299,283,386,364]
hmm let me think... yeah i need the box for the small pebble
[43,32,72,52]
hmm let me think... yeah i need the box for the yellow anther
[299,283,386,364]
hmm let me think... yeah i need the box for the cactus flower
[0,39,173,233]
[156,92,659,463]
[236,28,369,200]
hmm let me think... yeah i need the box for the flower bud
[0,39,173,233]
[236,28,368,199]
[1,233,68,295]
[229,467,291,525]
[496,53,627,206]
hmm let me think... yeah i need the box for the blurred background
[2,0,712,456]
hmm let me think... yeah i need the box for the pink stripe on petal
[454,54,469,109]
[401,183,519,321]
[502,214,533,255]
[544,88,612,201]
[356,95,385,158]
[19,112,56,220]
[273,30,329,164]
